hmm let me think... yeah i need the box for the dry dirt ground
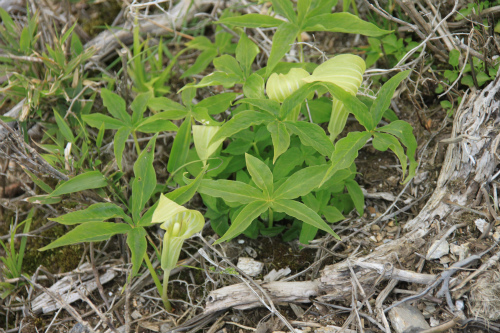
[1,0,500,333]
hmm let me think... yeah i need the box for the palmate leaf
[215,201,270,244]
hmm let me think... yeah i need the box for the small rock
[439,255,452,264]
[131,310,142,320]
[493,227,500,241]
[376,234,384,242]
[426,240,449,260]
[369,236,377,242]
[386,226,399,233]
[237,257,264,277]
[388,303,431,333]
[450,243,469,261]
[475,218,489,234]
[422,303,436,317]
[388,221,395,227]
[455,299,464,311]
[413,171,429,185]
[160,323,174,333]
[371,224,381,232]
[69,323,91,333]
[430,317,440,327]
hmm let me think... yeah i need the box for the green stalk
[268,208,274,228]
[143,253,163,297]
[298,33,304,63]
[162,269,172,312]
[132,131,141,155]
[252,143,260,158]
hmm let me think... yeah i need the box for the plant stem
[253,143,260,158]
[268,208,274,228]
[298,33,304,63]
[132,131,141,155]
[143,253,162,298]
[162,269,172,312]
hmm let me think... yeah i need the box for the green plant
[217,0,391,74]
[0,210,33,299]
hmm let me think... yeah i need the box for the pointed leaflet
[267,121,290,163]
[321,131,372,185]
[373,132,408,179]
[213,55,244,79]
[273,199,340,240]
[101,88,130,124]
[274,164,329,199]
[197,179,265,204]
[49,203,130,225]
[215,201,269,244]
[266,22,301,77]
[131,135,157,222]
[166,166,208,206]
[127,227,147,277]
[371,70,410,125]
[114,127,131,171]
[217,14,284,28]
[245,154,273,196]
[82,114,125,130]
[48,171,107,198]
[131,91,153,126]
[196,93,237,115]
[148,97,187,113]
[167,116,192,173]
[285,121,334,157]
[271,0,297,24]
[54,111,75,144]
[375,121,417,183]
[345,180,364,215]
[236,34,260,77]
[302,13,391,37]
[239,99,280,116]
[210,111,275,144]
[39,222,132,251]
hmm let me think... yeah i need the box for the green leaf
[127,227,147,277]
[271,0,297,24]
[131,91,153,126]
[196,93,237,115]
[148,97,187,113]
[48,171,107,198]
[239,99,280,116]
[210,111,276,144]
[345,180,364,215]
[181,49,218,78]
[217,14,285,28]
[297,0,312,23]
[19,27,30,53]
[305,0,338,19]
[274,164,329,199]
[23,169,52,193]
[266,22,301,77]
[198,179,265,204]
[136,119,178,133]
[49,203,129,225]
[449,49,460,67]
[372,132,407,179]
[267,121,290,163]
[299,223,318,245]
[214,55,244,78]
[166,167,207,205]
[285,121,334,157]
[187,72,242,89]
[101,88,130,124]
[376,121,417,183]
[39,222,132,251]
[267,68,310,103]
[192,107,220,126]
[322,206,345,223]
[245,154,273,196]
[215,201,269,244]
[243,73,265,99]
[54,110,75,143]
[303,13,391,37]
[167,117,192,173]
[82,114,125,130]
[322,131,371,185]
[273,146,304,180]
[131,135,157,222]
[114,127,131,171]
[273,199,339,239]
[371,70,410,125]
[236,33,260,77]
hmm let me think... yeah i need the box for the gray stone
[426,240,449,260]
[388,303,431,333]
